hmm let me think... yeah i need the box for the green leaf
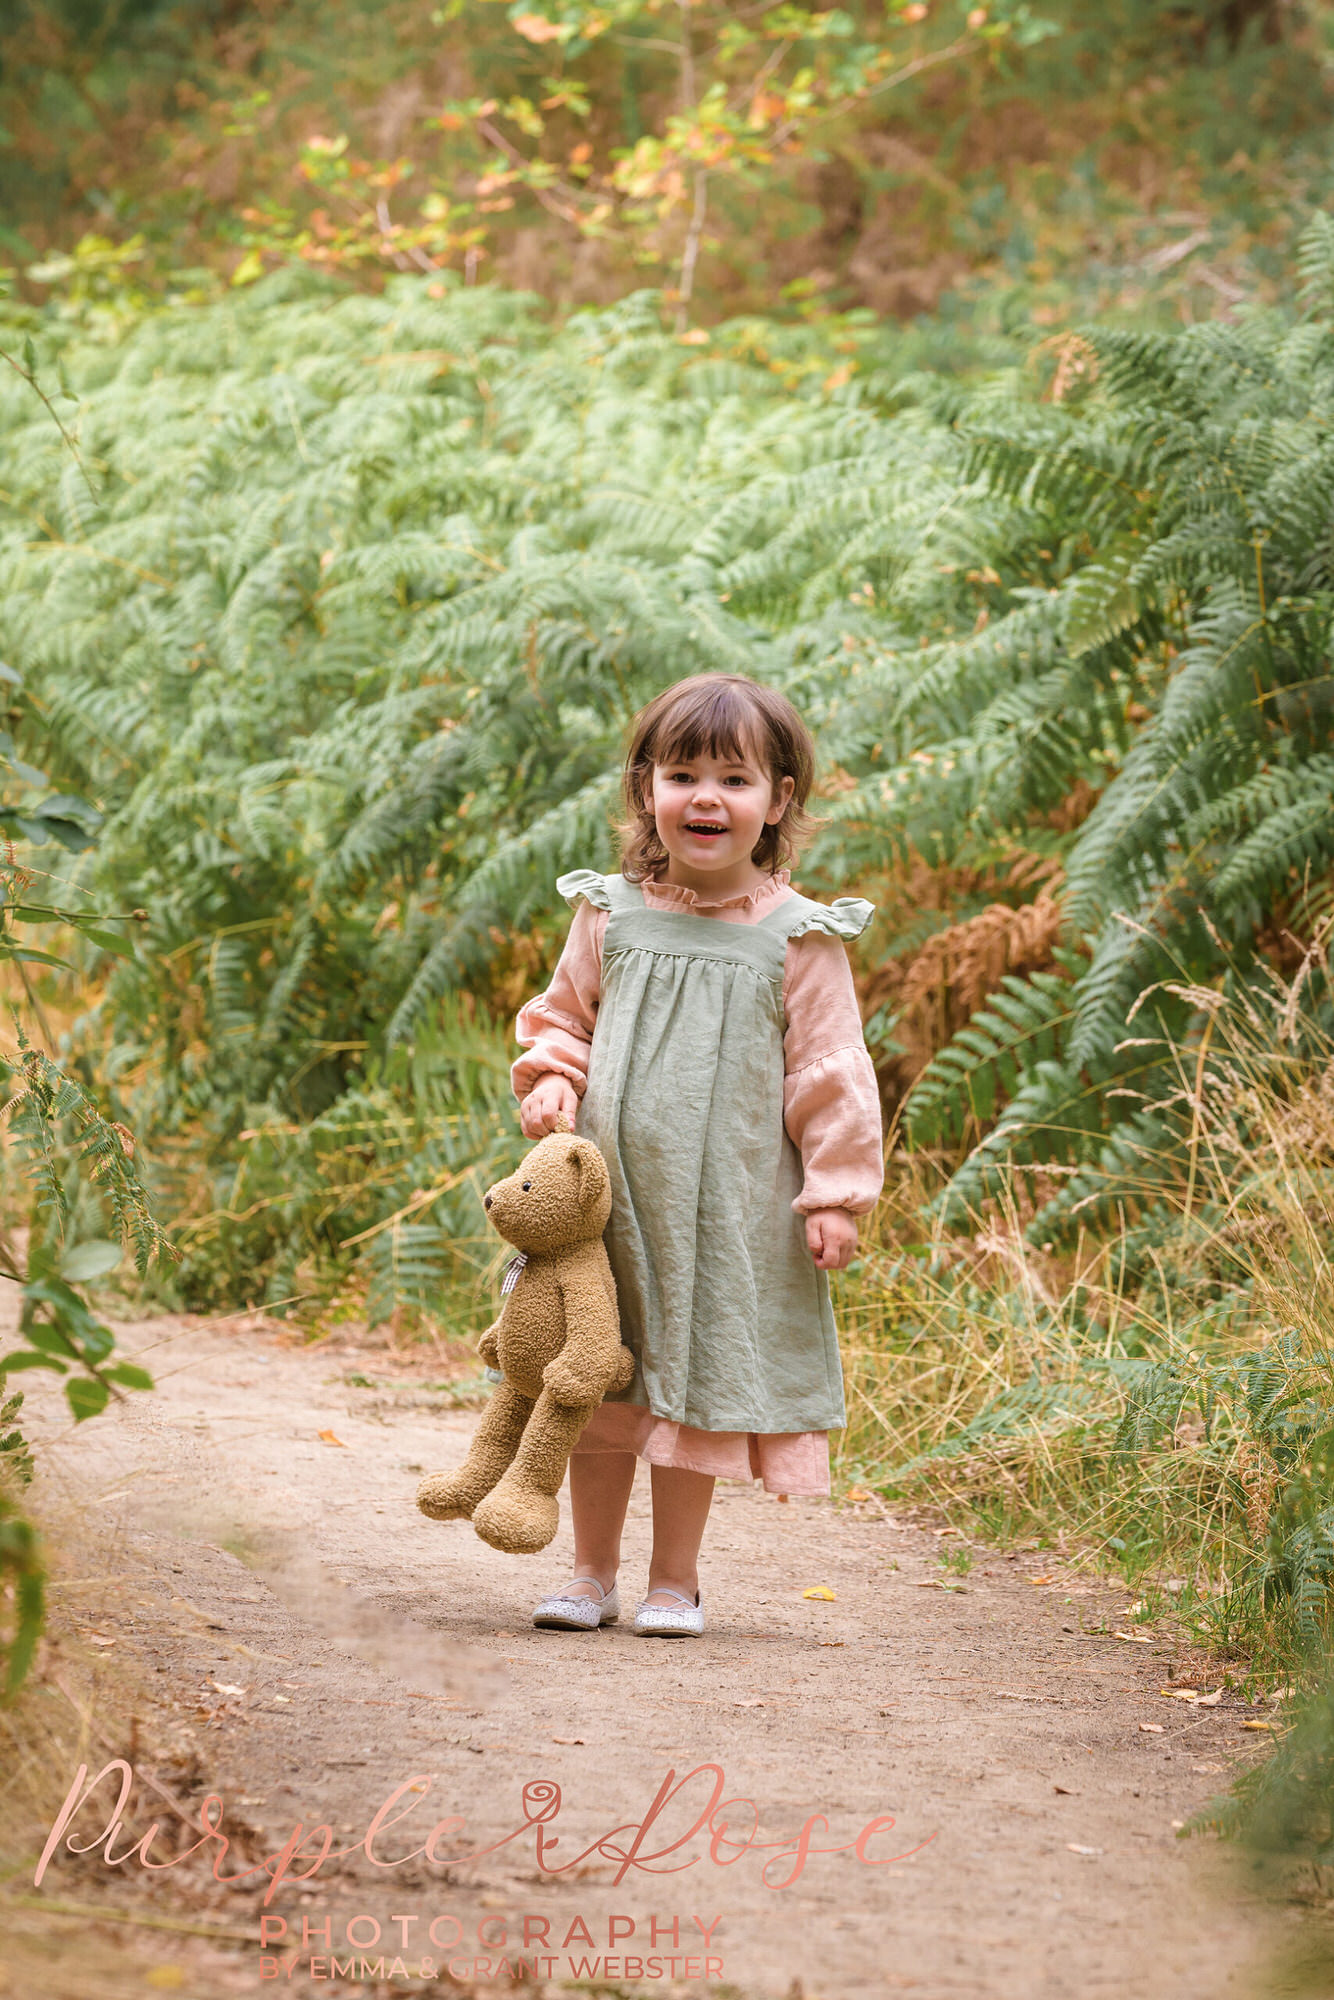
[23,1276,88,1318]
[77,926,134,959]
[0,1351,67,1375]
[0,945,71,968]
[65,1377,110,1422]
[20,1321,78,1358]
[104,1362,153,1391]
[5,758,48,788]
[59,1239,123,1283]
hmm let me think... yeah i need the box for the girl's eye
[666,770,750,784]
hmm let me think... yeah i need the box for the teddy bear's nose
[484,1194,492,1210]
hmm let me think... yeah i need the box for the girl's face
[649,736,795,887]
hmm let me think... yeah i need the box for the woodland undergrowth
[5,219,1334,1860]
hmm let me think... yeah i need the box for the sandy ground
[2,1305,1299,2000]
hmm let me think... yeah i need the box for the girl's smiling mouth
[684,821,728,837]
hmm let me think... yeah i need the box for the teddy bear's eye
[521,1181,532,1191]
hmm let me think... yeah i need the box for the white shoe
[532,1576,619,1630]
[633,1587,703,1637]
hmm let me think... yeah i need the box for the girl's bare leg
[562,1449,637,1599]
[645,1463,715,1606]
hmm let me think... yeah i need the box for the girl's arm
[781,931,885,1219]
[511,899,608,1124]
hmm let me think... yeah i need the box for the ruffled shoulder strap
[556,869,641,913]
[766,892,875,942]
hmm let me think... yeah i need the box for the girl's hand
[804,1207,859,1272]
[520,1074,580,1140]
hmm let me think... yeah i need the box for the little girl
[511,672,883,1636]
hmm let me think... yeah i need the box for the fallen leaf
[1066,1843,1102,1856]
[803,1585,837,1601]
[1170,1819,1186,1830]
[844,1486,873,1504]
[210,1680,246,1698]
[1194,1689,1223,1707]
[271,1694,291,1704]
[1139,1722,1165,1734]
[82,1633,117,1647]
[552,1735,586,1745]
[820,1639,846,1647]
[1054,1785,1077,1795]
[318,1429,348,1447]
[1028,1575,1055,1586]
[1115,1631,1152,1644]
[916,1578,966,1591]
[1242,1720,1275,1732]
[1161,1688,1203,1702]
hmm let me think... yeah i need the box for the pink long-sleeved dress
[511,867,884,1494]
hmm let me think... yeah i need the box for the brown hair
[617,673,824,882]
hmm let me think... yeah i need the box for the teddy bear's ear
[565,1138,603,1212]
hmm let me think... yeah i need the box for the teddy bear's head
[482,1130,611,1254]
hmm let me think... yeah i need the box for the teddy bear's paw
[415,1472,477,1521]
[541,1361,602,1409]
[473,1484,559,1555]
[612,1346,636,1392]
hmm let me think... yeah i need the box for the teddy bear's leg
[416,1382,533,1522]
[471,1390,592,1555]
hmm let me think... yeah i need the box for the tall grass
[835,925,1334,1691]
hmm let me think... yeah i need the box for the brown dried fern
[858,866,1066,1111]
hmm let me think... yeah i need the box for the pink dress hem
[572,1398,831,1496]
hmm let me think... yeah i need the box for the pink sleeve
[510,901,608,1102]
[781,931,884,1217]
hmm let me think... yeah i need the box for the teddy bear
[415,1112,635,1554]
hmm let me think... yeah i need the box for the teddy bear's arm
[542,1256,623,1408]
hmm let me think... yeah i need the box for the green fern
[5,223,1334,1305]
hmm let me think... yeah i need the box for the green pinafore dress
[557,869,875,1435]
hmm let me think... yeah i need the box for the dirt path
[10,1307,1290,2000]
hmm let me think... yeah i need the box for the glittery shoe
[532,1576,620,1630]
[633,1587,703,1637]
